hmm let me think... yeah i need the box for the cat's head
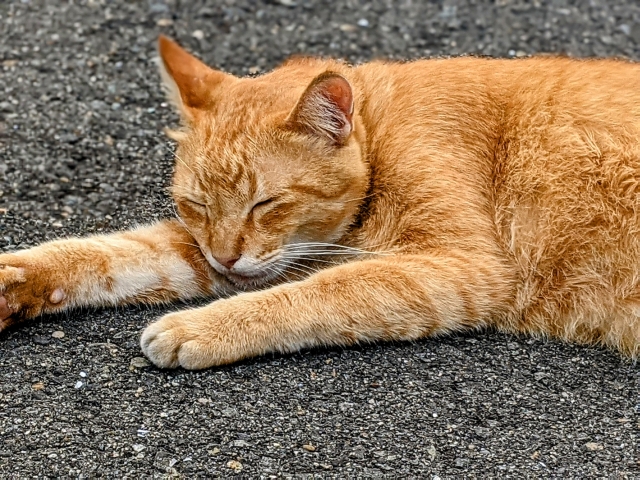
[158,36,368,287]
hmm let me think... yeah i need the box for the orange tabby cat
[0,36,639,369]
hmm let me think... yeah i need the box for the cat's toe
[0,296,11,321]
[0,296,17,332]
[140,311,221,370]
[175,339,218,370]
[140,316,185,369]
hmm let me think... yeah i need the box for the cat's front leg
[141,252,515,369]
[0,220,226,330]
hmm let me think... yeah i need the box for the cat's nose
[214,255,241,269]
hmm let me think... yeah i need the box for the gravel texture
[1,0,639,477]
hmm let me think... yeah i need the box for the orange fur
[1,36,639,368]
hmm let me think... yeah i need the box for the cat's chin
[225,271,274,288]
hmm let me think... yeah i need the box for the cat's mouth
[202,250,281,287]
[224,270,275,287]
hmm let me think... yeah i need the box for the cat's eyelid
[254,197,275,207]
[182,196,207,207]
[251,197,276,212]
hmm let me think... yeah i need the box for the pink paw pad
[49,288,66,304]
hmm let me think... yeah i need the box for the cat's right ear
[157,35,230,122]
[286,72,354,147]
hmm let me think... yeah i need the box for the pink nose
[214,256,240,269]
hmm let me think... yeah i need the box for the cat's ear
[157,35,230,119]
[286,72,354,146]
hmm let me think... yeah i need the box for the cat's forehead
[187,122,277,176]
[210,76,302,122]
[176,129,290,199]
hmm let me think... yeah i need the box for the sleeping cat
[0,35,639,369]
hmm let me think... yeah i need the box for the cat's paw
[0,293,15,329]
[140,302,246,370]
[139,312,188,369]
[140,310,219,370]
[0,260,29,330]
[0,254,65,331]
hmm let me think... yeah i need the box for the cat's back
[355,55,640,142]
[352,56,640,251]
[352,56,640,354]
[353,56,640,242]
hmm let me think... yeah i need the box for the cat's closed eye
[182,198,207,212]
[251,198,275,212]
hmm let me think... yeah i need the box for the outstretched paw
[140,304,240,370]
[140,313,189,369]
[0,256,66,331]
[0,295,16,330]
[0,264,27,331]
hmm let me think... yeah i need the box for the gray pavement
[0,0,639,477]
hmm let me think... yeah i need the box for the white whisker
[172,151,197,176]
[284,241,394,256]
[173,241,201,249]
[281,256,340,266]
[277,258,320,277]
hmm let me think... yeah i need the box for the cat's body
[0,37,638,368]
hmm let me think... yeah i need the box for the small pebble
[33,335,51,345]
[132,444,145,453]
[156,18,173,27]
[227,460,243,472]
[427,445,437,461]
[585,442,604,451]
[302,444,316,452]
[130,357,150,368]
[74,381,83,389]
[340,24,357,32]
[32,382,45,391]
[192,30,204,40]
[51,330,65,339]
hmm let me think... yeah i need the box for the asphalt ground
[0,0,639,477]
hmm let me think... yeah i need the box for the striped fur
[1,36,639,368]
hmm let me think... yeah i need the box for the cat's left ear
[286,72,354,146]
[157,35,231,120]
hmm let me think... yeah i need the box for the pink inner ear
[320,76,354,124]
[288,72,355,145]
